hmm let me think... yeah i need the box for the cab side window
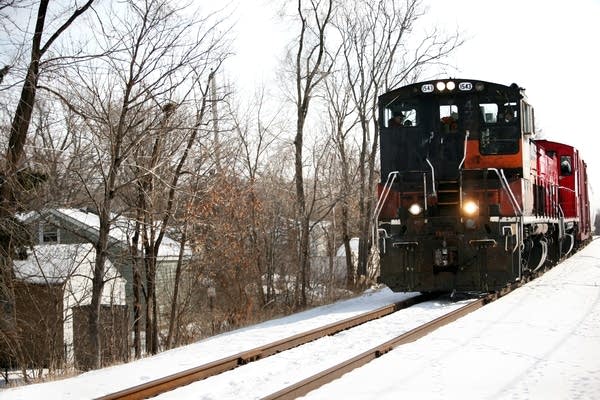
[479,103,498,124]
[560,155,572,176]
[384,105,418,128]
[521,101,534,134]
[501,105,518,124]
[439,104,459,132]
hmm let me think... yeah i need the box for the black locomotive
[375,79,591,292]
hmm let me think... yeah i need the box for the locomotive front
[376,79,530,293]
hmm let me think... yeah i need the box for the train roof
[379,78,527,105]
[536,139,577,154]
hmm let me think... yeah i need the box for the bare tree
[324,72,360,287]
[229,87,284,306]
[136,69,226,354]
[335,0,462,282]
[0,0,95,373]
[2,0,95,209]
[46,0,231,367]
[23,100,98,207]
[289,0,335,307]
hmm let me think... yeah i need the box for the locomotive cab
[379,80,525,189]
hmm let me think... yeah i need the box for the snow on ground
[3,239,600,399]
[1,286,415,399]
[303,240,600,400]
[154,297,470,399]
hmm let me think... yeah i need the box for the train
[374,78,591,293]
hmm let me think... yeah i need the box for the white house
[20,209,192,311]
[13,243,126,365]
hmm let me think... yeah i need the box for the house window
[41,223,59,243]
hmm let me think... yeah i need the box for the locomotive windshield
[384,102,419,128]
[479,102,519,155]
[379,80,523,181]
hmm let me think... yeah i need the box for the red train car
[375,79,591,293]
[536,140,591,243]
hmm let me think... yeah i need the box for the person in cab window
[389,111,405,127]
[561,159,572,175]
[503,110,514,123]
[441,112,458,132]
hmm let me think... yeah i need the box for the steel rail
[260,240,591,399]
[262,285,519,400]
[96,293,434,400]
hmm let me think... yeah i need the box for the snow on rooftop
[19,208,192,259]
[13,243,98,285]
[57,208,191,259]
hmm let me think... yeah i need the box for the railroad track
[97,245,579,400]
[97,293,434,400]
[262,282,519,400]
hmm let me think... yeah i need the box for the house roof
[21,208,192,260]
[13,243,111,285]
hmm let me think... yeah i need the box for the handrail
[500,169,522,215]
[487,168,521,216]
[422,173,428,211]
[487,168,523,278]
[424,158,436,196]
[558,186,576,193]
[558,204,565,237]
[458,130,470,170]
[372,171,399,245]
[373,171,399,223]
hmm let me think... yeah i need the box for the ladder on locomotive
[436,179,460,216]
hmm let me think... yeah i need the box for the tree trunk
[130,218,142,358]
[5,0,48,175]
[166,223,188,349]
[356,116,370,278]
[0,1,48,314]
[144,254,158,354]
[132,260,142,357]
[294,115,308,307]
[88,206,112,370]
[341,204,354,287]
[292,0,333,306]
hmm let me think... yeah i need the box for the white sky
[226,0,600,204]
[3,238,600,399]
[423,0,600,198]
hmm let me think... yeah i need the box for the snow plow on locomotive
[375,79,591,293]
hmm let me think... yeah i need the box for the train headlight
[446,81,456,91]
[436,81,446,91]
[408,203,423,216]
[462,200,479,216]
